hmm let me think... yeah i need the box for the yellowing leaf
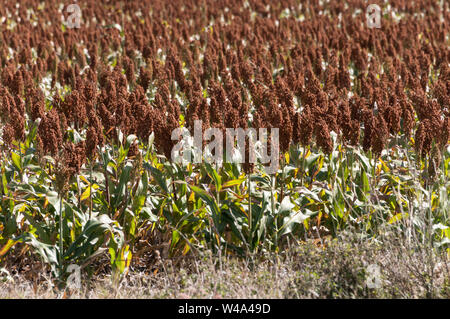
[388,213,409,224]
[80,184,99,201]
[0,239,16,257]
[80,187,91,201]
[285,152,290,163]
[125,248,132,269]
[379,159,390,172]
[305,148,311,158]
[18,203,27,213]
[79,175,90,185]
[182,242,191,255]
[222,178,246,188]
[188,191,195,202]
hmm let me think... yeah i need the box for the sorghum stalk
[59,194,64,274]
[271,174,277,248]
[216,162,223,275]
[248,171,252,251]
[89,161,93,219]
[301,145,308,186]
[280,157,285,203]
[215,162,220,209]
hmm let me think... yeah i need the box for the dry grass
[1,229,449,299]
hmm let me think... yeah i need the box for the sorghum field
[0,0,449,298]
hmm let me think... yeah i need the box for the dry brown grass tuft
[1,229,448,299]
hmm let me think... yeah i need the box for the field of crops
[0,0,449,295]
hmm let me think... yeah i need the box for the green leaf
[141,207,158,222]
[222,178,246,189]
[279,209,311,236]
[64,218,112,261]
[112,163,133,208]
[23,213,52,244]
[190,185,220,224]
[17,233,59,275]
[205,163,222,192]
[388,213,409,224]
[171,230,181,249]
[354,150,371,172]
[361,170,370,193]
[11,152,21,172]
[2,166,9,195]
[144,163,169,193]
[46,191,61,214]
[278,196,295,214]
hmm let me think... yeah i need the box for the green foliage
[0,124,449,287]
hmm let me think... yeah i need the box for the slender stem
[59,194,64,273]
[89,161,93,219]
[271,174,277,248]
[77,175,81,210]
[215,163,220,206]
[104,166,111,214]
[280,157,285,202]
[349,148,354,181]
[301,145,307,186]
[215,163,223,277]
[248,172,252,251]
[172,178,177,201]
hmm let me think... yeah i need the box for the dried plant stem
[248,172,252,251]
[301,145,308,186]
[271,174,277,248]
[89,161,93,219]
[59,194,64,277]
[215,162,223,275]
[280,157,286,203]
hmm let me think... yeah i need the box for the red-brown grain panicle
[63,141,86,176]
[280,106,293,153]
[314,118,333,154]
[415,119,433,158]
[85,126,98,161]
[139,66,152,92]
[0,0,447,175]
[123,56,136,85]
[371,114,389,157]
[28,88,46,121]
[298,106,314,147]
[38,109,63,156]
